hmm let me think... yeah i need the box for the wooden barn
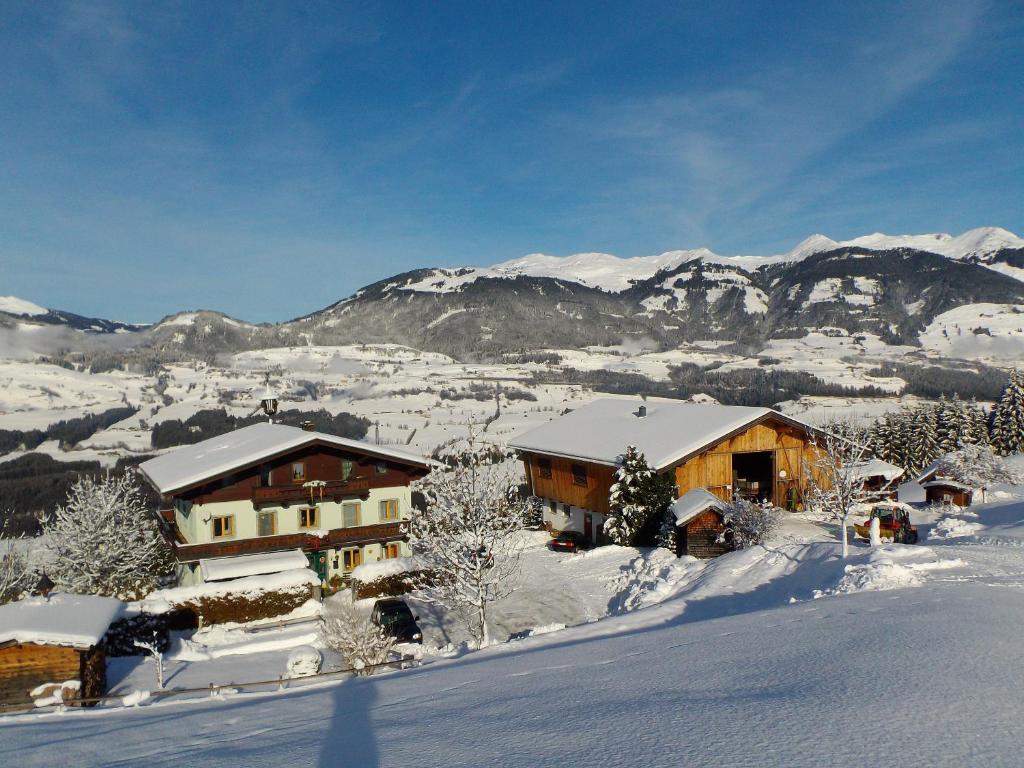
[0,594,123,709]
[511,397,825,549]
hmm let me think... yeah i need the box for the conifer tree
[605,446,676,548]
[605,446,654,546]
[991,369,1024,456]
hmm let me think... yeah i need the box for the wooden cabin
[511,397,825,547]
[139,422,430,587]
[671,489,732,558]
[916,462,973,507]
[0,595,123,709]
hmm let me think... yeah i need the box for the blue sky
[1,1,1021,323]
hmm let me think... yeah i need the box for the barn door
[776,448,801,509]
[706,453,732,501]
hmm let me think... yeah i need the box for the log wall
[0,643,105,706]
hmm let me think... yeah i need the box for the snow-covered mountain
[3,227,1023,362]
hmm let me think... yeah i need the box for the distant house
[510,397,824,546]
[851,458,905,500]
[0,594,123,708]
[915,462,973,507]
[139,422,430,587]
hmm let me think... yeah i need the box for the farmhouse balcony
[173,521,405,562]
[251,477,371,507]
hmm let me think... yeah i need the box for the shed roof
[0,594,124,650]
[509,397,814,470]
[671,488,730,527]
[200,548,309,582]
[139,422,429,495]
[851,458,905,483]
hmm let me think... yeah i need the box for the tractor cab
[854,502,919,544]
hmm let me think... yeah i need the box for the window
[571,463,587,487]
[291,462,305,482]
[342,548,362,571]
[212,515,234,538]
[343,502,361,527]
[384,543,401,559]
[299,507,319,529]
[379,499,399,520]
[375,462,388,476]
[259,464,272,487]
[341,459,354,481]
[537,457,552,479]
[257,510,276,537]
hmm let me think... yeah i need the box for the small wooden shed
[0,594,124,708]
[672,489,732,559]
[916,462,974,507]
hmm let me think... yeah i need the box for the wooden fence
[0,653,418,717]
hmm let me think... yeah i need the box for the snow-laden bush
[43,473,173,599]
[286,645,323,678]
[321,596,395,676]
[721,499,779,549]
[0,536,32,604]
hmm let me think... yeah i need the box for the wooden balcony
[251,477,371,507]
[173,522,405,562]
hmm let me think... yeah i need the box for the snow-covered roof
[0,594,124,650]
[671,489,729,527]
[851,459,904,483]
[139,422,429,494]
[916,461,942,484]
[509,397,813,470]
[922,479,973,492]
[200,548,309,582]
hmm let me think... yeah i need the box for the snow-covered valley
[5,499,1024,766]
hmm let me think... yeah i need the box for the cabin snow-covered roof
[200,548,309,582]
[671,488,729,527]
[139,422,429,495]
[0,594,124,650]
[851,459,904,483]
[509,397,813,470]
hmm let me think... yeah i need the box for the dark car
[371,598,423,644]
[549,530,591,553]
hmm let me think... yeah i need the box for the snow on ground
[919,303,1024,363]
[7,498,1024,765]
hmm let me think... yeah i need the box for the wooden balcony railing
[251,477,371,507]
[173,522,406,562]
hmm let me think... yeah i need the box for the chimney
[301,420,316,432]
[637,405,647,418]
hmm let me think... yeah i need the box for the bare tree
[321,595,394,675]
[43,473,173,598]
[803,426,889,559]
[407,426,528,647]
[720,499,779,549]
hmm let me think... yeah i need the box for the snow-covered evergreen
[0,536,32,604]
[935,444,1021,501]
[991,369,1024,456]
[43,473,173,599]
[604,446,676,547]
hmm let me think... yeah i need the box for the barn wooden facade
[139,422,430,587]
[511,398,825,549]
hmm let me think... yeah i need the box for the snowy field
[5,498,1024,765]
[0,337,998,472]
